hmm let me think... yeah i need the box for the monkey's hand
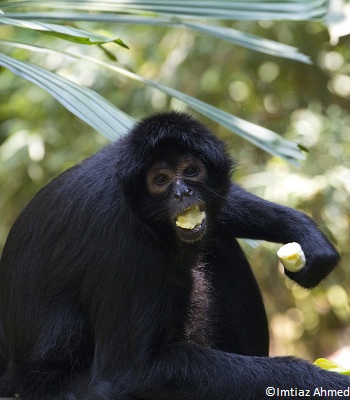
[278,237,339,288]
[224,183,340,288]
[277,242,306,273]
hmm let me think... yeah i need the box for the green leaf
[3,12,311,64]
[0,41,305,165]
[0,1,328,20]
[0,16,129,47]
[0,53,134,140]
[183,21,311,64]
[297,143,309,153]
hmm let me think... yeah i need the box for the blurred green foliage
[0,19,349,362]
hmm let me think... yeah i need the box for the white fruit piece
[175,205,206,230]
[277,242,306,272]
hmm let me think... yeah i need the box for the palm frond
[0,1,328,20]
[2,13,311,63]
[0,41,306,165]
[0,53,134,140]
[0,16,128,47]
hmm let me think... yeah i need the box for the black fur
[0,112,347,399]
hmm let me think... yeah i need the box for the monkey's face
[146,154,208,243]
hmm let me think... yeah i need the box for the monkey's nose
[173,181,193,200]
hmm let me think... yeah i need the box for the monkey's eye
[154,174,168,185]
[184,166,198,177]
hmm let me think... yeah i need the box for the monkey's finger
[277,242,306,272]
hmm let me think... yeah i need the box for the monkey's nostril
[174,191,183,200]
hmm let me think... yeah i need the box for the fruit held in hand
[277,242,306,272]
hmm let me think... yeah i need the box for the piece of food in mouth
[277,242,306,272]
[175,205,206,230]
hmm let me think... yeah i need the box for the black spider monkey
[0,112,348,400]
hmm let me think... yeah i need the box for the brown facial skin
[147,155,207,197]
[146,155,208,242]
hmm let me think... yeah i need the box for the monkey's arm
[221,183,340,288]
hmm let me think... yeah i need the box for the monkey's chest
[183,266,212,347]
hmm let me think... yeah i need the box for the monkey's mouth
[174,203,207,242]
